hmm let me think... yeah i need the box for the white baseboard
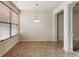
[19,39,54,41]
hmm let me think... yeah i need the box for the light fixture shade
[34,2,40,23]
[34,20,40,23]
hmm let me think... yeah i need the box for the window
[11,11,18,36]
[0,23,10,40]
[0,2,10,41]
[0,2,18,41]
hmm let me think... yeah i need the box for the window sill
[0,34,18,45]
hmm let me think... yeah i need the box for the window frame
[0,1,19,42]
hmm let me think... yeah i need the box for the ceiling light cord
[36,2,38,20]
[34,1,40,23]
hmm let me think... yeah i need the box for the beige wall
[20,11,53,41]
[73,3,79,40]
[73,11,79,40]
[57,11,64,41]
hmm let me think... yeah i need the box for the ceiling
[12,1,63,11]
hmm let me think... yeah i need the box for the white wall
[52,1,74,41]
[52,1,75,52]
[20,11,53,41]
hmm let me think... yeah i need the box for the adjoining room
[57,11,64,48]
[73,2,79,52]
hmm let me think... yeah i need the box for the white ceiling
[12,1,63,11]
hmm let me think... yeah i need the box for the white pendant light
[34,19,40,23]
[34,2,40,23]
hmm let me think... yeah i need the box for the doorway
[57,11,64,47]
[73,2,79,51]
